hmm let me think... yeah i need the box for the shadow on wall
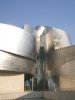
[43,90,75,100]
[0,71,23,76]
[16,90,75,100]
[0,90,75,100]
[58,90,75,100]
[16,91,43,100]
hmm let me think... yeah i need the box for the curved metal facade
[0,23,35,73]
[0,23,35,58]
[50,28,71,49]
[35,26,46,54]
[35,26,54,54]
[58,60,75,79]
[47,45,75,79]
[0,50,35,73]
[35,26,71,54]
[0,23,75,79]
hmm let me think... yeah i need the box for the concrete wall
[0,71,24,93]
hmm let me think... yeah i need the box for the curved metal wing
[0,23,35,59]
[0,23,35,73]
[0,50,35,74]
[47,45,75,78]
[50,28,71,49]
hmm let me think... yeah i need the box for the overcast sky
[0,0,75,44]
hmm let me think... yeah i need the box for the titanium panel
[35,26,54,54]
[35,26,46,54]
[47,45,75,79]
[58,60,75,79]
[49,28,71,49]
[47,45,75,69]
[0,50,35,74]
[0,23,35,59]
[35,26,71,54]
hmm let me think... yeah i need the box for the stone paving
[17,98,51,100]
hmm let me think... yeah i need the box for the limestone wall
[0,71,24,93]
[59,76,75,91]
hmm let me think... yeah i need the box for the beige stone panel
[0,71,24,93]
[59,76,75,91]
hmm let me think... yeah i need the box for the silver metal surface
[44,28,54,53]
[0,23,74,77]
[58,60,75,79]
[0,50,35,73]
[47,45,75,69]
[35,26,71,54]
[44,27,71,52]
[35,26,54,54]
[35,25,75,80]
[35,26,46,54]
[50,28,71,49]
[47,45,75,78]
[0,23,35,59]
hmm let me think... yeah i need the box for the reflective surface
[44,28,54,53]
[47,45,75,68]
[35,26,71,54]
[50,28,71,49]
[0,50,35,73]
[35,26,54,54]
[0,23,35,59]
[47,45,75,78]
[59,60,75,79]
[0,23,74,82]
[34,26,75,91]
[35,26,46,54]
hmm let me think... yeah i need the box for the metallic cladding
[0,23,35,59]
[47,45,75,78]
[0,23,35,73]
[35,26,71,54]
[50,28,71,49]
[0,23,75,77]
[0,50,35,74]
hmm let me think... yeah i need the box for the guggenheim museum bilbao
[0,23,75,93]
